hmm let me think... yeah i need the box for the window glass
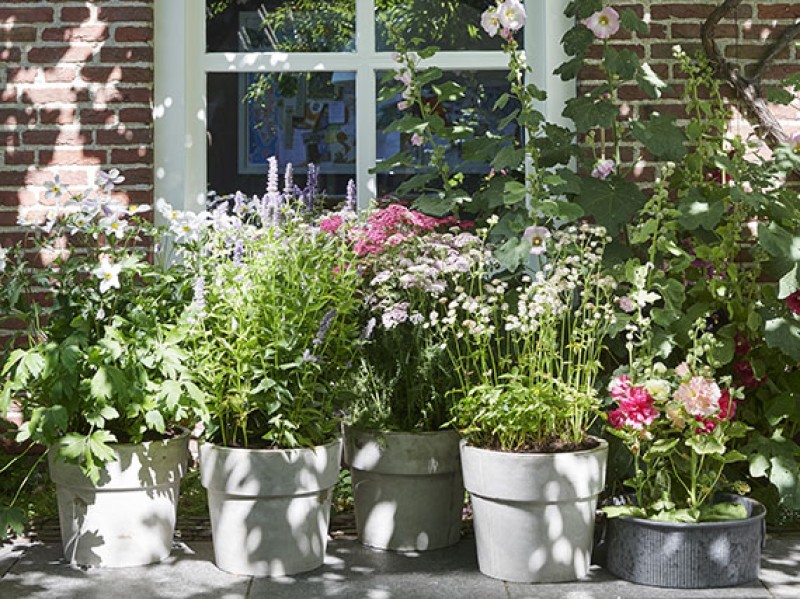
[206,0,356,53]
[207,71,356,197]
[375,0,518,52]
[375,70,521,199]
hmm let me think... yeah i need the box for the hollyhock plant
[583,7,621,40]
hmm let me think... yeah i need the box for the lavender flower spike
[284,162,294,196]
[314,308,337,346]
[345,178,357,212]
[266,156,279,194]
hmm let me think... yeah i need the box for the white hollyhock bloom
[93,257,122,294]
[480,6,502,37]
[497,0,526,32]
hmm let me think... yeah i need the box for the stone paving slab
[0,533,796,599]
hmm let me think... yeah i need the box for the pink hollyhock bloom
[786,290,800,315]
[695,389,736,433]
[583,7,621,40]
[410,133,424,146]
[523,225,550,256]
[610,383,659,430]
[591,158,616,180]
[674,376,721,417]
[480,7,502,37]
[675,362,691,378]
[609,375,631,400]
[397,100,410,111]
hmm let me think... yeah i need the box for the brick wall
[578,0,800,180]
[0,0,798,238]
[1,0,154,243]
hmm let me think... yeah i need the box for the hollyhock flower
[666,406,686,430]
[674,376,721,417]
[609,375,631,400]
[675,362,691,378]
[609,382,659,430]
[583,7,621,40]
[397,100,410,111]
[96,168,125,192]
[523,226,550,256]
[480,6,502,37]
[591,159,615,180]
[644,378,670,401]
[695,389,736,433]
[93,257,122,294]
[410,133,424,146]
[618,295,636,313]
[734,332,751,356]
[786,290,800,315]
[497,0,526,32]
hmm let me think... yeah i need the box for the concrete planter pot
[343,426,463,551]
[460,439,608,583]
[199,438,341,577]
[48,429,189,568]
[604,494,766,588]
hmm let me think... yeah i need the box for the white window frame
[154,0,573,212]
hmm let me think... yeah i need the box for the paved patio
[1,532,798,599]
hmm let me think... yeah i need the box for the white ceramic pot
[48,430,189,568]
[461,438,608,583]
[343,426,463,551]
[199,438,341,577]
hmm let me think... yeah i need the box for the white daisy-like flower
[44,175,66,202]
[96,168,125,192]
[100,212,128,239]
[93,257,122,294]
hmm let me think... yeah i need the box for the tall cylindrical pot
[199,438,341,577]
[604,494,766,588]
[343,426,463,551]
[48,430,189,568]
[461,439,608,583]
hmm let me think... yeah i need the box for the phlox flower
[93,257,122,294]
[674,376,721,417]
[320,215,344,234]
[96,168,125,192]
[583,7,621,40]
[44,175,65,202]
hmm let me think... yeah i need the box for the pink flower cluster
[321,204,458,256]
[608,376,659,430]
[695,389,736,433]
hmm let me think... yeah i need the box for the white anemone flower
[44,175,66,202]
[96,168,125,192]
[93,257,122,294]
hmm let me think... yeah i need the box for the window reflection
[206,0,356,53]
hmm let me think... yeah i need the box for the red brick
[726,45,790,60]
[0,190,38,207]
[0,171,30,187]
[0,108,36,126]
[42,25,109,43]
[6,68,37,84]
[3,132,19,147]
[96,128,153,145]
[82,66,153,83]
[79,108,118,125]
[97,6,153,22]
[0,210,24,227]
[651,3,751,20]
[0,7,54,23]
[93,87,152,104]
[60,7,91,23]
[44,67,79,83]
[759,4,800,19]
[111,147,152,164]
[19,87,90,105]
[39,108,76,125]
[22,129,94,146]
[117,167,152,186]
[4,150,35,166]
[114,27,152,43]
[0,26,37,43]
[0,85,17,102]
[27,45,96,64]
[0,47,21,63]
[651,43,702,60]
[38,149,106,166]
[119,107,152,123]
[671,23,738,38]
[100,46,153,63]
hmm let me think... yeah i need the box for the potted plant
[324,203,479,551]
[168,161,363,577]
[602,274,764,587]
[434,221,617,583]
[0,170,203,566]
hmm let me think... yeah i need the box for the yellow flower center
[599,16,609,26]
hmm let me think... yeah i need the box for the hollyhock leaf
[566,0,603,20]
[758,222,800,261]
[764,315,800,361]
[631,114,687,162]
[573,176,646,235]
[395,173,437,196]
[767,87,796,105]
[461,135,507,162]
[495,237,531,272]
[637,62,670,99]
[555,56,584,81]
[411,193,454,217]
[604,46,639,80]
[561,26,594,57]
[431,81,464,102]
[386,116,427,135]
[648,438,680,456]
[765,394,800,427]
[687,434,726,455]
[563,95,618,132]
[620,8,649,35]
[677,193,725,231]
[492,146,525,171]
[415,67,443,86]
[370,151,412,173]
[722,450,747,464]
[538,199,584,221]
[778,264,800,299]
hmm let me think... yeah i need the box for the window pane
[206,1,356,53]
[376,0,517,52]
[207,72,356,198]
[376,70,521,199]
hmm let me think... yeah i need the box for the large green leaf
[573,176,647,235]
[758,222,800,261]
[604,46,639,80]
[631,114,687,161]
[745,431,800,509]
[677,187,725,230]
[764,314,800,361]
[563,95,618,132]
